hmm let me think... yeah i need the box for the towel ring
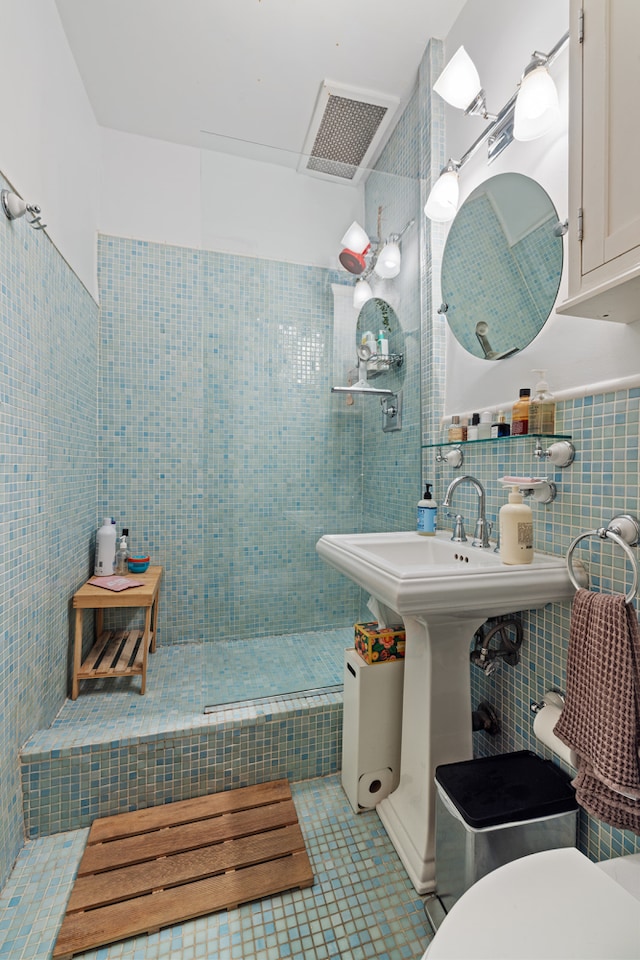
[566,519,639,604]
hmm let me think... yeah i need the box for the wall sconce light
[425,32,568,223]
[424,160,460,223]
[338,217,415,307]
[433,45,496,121]
[513,57,561,141]
[1,189,47,230]
[353,277,374,308]
[374,237,401,279]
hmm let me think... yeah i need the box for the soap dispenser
[417,483,437,536]
[116,528,130,575]
[499,486,533,565]
[529,370,556,434]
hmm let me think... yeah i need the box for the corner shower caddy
[332,344,405,432]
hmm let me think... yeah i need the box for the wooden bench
[71,566,162,698]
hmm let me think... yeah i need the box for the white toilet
[422,848,640,959]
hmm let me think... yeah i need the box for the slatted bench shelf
[71,566,162,698]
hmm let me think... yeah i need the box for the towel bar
[566,514,640,604]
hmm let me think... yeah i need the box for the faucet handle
[446,512,467,542]
[472,518,493,549]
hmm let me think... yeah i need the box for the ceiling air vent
[299,81,399,184]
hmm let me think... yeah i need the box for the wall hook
[1,190,47,230]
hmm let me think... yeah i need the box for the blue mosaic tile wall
[419,40,448,443]
[416,35,640,868]
[0,173,99,886]
[22,691,343,838]
[360,73,422,534]
[422,393,640,864]
[96,240,365,644]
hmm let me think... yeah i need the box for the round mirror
[356,298,405,389]
[441,173,563,360]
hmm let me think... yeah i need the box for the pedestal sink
[316,530,575,893]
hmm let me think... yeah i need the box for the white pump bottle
[499,486,533,565]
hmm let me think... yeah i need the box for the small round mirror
[356,298,405,388]
[441,173,563,360]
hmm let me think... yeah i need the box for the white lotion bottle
[94,517,117,576]
[499,486,533,565]
[417,483,437,536]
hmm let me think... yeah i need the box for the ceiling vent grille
[299,81,399,184]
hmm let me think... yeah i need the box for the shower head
[339,247,368,275]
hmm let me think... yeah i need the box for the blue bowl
[127,557,150,573]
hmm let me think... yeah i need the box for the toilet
[422,848,640,959]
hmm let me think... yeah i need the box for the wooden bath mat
[53,779,313,959]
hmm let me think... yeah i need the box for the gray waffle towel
[553,588,640,834]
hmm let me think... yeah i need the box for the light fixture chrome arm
[457,30,569,168]
[425,30,569,222]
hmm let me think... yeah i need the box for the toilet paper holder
[530,690,565,714]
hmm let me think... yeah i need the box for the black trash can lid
[435,751,577,828]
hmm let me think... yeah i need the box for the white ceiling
[54,0,467,159]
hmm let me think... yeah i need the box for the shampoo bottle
[95,517,117,576]
[377,329,389,356]
[467,413,480,440]
[417,483,437,536]
[448,415,466,442]
[490,410,510,438]
[529,370,556,434]
[511,388,531,435]
[499,486,533,565]
[478,411,492,440]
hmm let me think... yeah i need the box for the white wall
[1,0,100,298]
[98,129,202,249]
[441,0,640,416]
[0,0,363,301]
[99,127,364,269]
[200,147,363,269]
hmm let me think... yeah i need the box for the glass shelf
[421,433,572,449]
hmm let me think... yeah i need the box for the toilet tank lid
[435,750,577,828]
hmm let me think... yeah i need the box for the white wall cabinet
[558,0,640,323]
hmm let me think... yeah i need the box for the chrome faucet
[441,475,493,549]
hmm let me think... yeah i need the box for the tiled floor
[0,775,433,960]
[50,627,352,730]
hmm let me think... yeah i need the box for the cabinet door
[582,0,640,276]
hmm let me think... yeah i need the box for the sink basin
[317,529,575,895]
[316,530,573,619]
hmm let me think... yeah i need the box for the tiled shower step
[21,690,343,839]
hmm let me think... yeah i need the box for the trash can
[434,751,578,916]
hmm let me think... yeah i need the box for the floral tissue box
[355,621,406,664]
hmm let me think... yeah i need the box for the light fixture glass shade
[433,45,482,110]
[424,169,460,222]
[340,220,370,254]
[374,241,401,279]
[353,278,373,309]
[513,65,560,141]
